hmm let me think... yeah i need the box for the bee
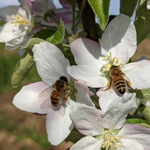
[104,65,135,95]
[39,76,70,107]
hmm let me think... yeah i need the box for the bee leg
[102,80,111,91]
[126,81,137,90]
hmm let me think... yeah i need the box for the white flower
[67,14,150,111]
[13,41,94,145]
[0,0,32,50]
[70,93,150,150]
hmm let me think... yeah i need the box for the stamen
[10,14,30,26]
[100,130,124,150]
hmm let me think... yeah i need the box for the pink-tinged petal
[118,124,150,148]
[75,80,95,107]
[13,82,53,114]
[33,41,70,86]
[0,6,21,22]
[67,65,107,88]
[0,22,20,42]
[101,14,137,63]
[70,38,102,70]
[120,138,145,150]
[46,100,74,145]
[70,104,104,136]
[70,136,102,150]
[98,93,137,131]
[122,60,150,89]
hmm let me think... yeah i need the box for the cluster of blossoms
[1,0,150,149]
[13,13,150,149]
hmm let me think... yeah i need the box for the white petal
[0,6,21,22]
[70,38,102,70]
[70,104,104,136]
[97,87,119,112]
[67,65,107,88]
[5,28,28,50]
[70,136,102,150]
[118,124,150,148]
[13,82,53,114]
[0,22,21,42]
[75,81,95,107]
[122,60,150,89]
[33,41,70,86]
[46,101,74,145]
[98,93,137,131]
[120,138,145,150]
[18,0,32,19]
[101,14,137,63]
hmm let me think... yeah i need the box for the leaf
[134,0,150,44]
[126,118,150,128]
[33,29,56,40]
[22,38,44,55]
[132,88,150,106]
[11,52,35,88]
[46,21,65,44]
[120,0,138,17]
[139,106,150,122]
[87,0,110,30]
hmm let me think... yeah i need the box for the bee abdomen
[51,90,60,107]
[114,79,126,94]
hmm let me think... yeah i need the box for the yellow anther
[103,56,108,61]
[11,14,30,26]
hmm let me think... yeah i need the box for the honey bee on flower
[67,14,150,111]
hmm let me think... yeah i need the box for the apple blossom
[67,14,150,111]
[0,0,33,50]
[70,93,150,150]
[13,41,94,145]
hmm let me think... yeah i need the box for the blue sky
[0,0,120,15]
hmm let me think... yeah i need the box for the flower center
[97,130,124,150]
[10,14,30,26]
[101,53,125,79]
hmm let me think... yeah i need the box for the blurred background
[0,0,150,150]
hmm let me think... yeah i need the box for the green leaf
[134,0,150,44]
[139,106,150,121]
[46,21,65,44]
[120,0,138,17]
[87,0,110,30]
[22,38,44,55]
[11,53,34,88]
[126,118,150,128]
[33,28,56,40]
[132,88,150,106]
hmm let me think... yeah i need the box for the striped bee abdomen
[51,90,60,107]
[113,77,126,94]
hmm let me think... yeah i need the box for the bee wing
[41,99,51,109]
[38,86,53,98]
[123,74,131,82]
